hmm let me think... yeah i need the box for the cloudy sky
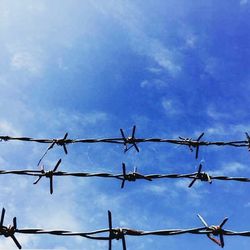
[0,0,250,249]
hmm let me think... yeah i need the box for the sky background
[0,0,250,249]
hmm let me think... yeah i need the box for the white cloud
[174,179,210,206]
[143,183,179,199]
[240,0,248,5]
[205,123,250,136]
[231,124,250,134]
[0,120,21,135]
[140,79,168,89]
[209,162,248,176]
[185,33,197,48]
[205,125,227,136]
[145,183,167,195]
[143,39,181,76]
[224,162,247,173]
[207,106,230,120]
[147,67,163,74]
[37,109,109,135]
[143,180,207,207]
[162,99,173,112]
[11,52,43,75]
[162,98,180,115]
[89,1,181,77]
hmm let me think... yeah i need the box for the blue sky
[0,0,250,249]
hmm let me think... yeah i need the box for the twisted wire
[1,129,249,163]
[1,166,250,191]
[2,209,250,249]
[0,135,248,146]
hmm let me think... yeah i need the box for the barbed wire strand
[0,132,249,147]
[1,208,250,249]
[0,125,250,163]
[0,126,250,162]
[1,161,250,194]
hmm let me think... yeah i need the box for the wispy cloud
[207,106,230,120]
[209,162,248,176]
[205,123,250,136]
[147,67,163,74]
[240,0,248,5]
[140,79,168,89]
[174,179,208,206]
[36,109,110,136]
[143,180,208,207]
[10,51,43,75]
[205,124,227,136]
[90,0,181,77]
[144,40,181,76]
[161,98,182,116]
[0,120,21,135]
[144,183,178,197]
[185,33,197,48]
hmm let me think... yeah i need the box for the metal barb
[0,136,8,142]
[197,214,228,248]
[179,133,204,159]
[37,133,68,167]
[195,132,205,159]
[56,132,69,155]
[245,132,250,151]
[120,163,152,189]
[108,211,126,250]
[189,163,212,188]
[178,136,194,152]
[120,126,139,153]
[0,209,249,249]
[0,208,21,249]
[33,159,62,194]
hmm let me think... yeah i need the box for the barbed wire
[1,207,250,249]
[1,161,250,194]
[1,128,250,249]
[0,127,250,162]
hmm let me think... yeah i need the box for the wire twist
[1,162,250,193]
[1,208,250,249]
[1,128,250,163]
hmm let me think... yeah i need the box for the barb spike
[197,214,208,227]
[198,214,228,248]
[179,132,204,159]
[107,211,126,250]
[120,163,152,189]
[37,133,68,167]
[33,159,62,194]
[0,208,5,227]
[195,132,204,159]
[108,211,112,250]
[245,132,250,151]
[120,125,139,153]
[189,163,211,188]
[0,208,21,249]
